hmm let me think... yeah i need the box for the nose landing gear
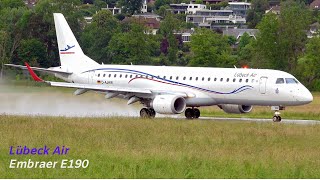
[271,106,285,122]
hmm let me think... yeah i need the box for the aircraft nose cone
[305,91,313,103]
[297,89,313,104]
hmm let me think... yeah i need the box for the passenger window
[233,78,236,82]
[125,74,128,78]
[251,79,254,83]
[114,74,117,78]
[103,74,106,77]
[239,79,242,82]
[214,78,217,81]
[190,77,192,80]
[226,78,229,82]
[183,77,186,80]
[208,77,211,81]
[196,77,198,81]
[276,78,284,84]
[176,76,179,80]
[220,78,223,82]
[109,74,111,78]
[129,75,132,78]
[246,79,248,83]
[98,74,100,77]
[285,78,298,84]
[163,76,166,79]
[120,74,122,78]
[170,76,172,80]
[202,77,204,81]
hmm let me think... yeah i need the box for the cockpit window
[285,78,299,84]
[276,78,284,84]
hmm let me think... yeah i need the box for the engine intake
[151,95,186,114]
[219,104,253,114]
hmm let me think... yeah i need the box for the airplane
[5,13,313,122]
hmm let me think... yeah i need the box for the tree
[278,0,311,72]
[119,0,144,15]
[297,37,320,90]
[108,23,156,65]
[189,28,234,67]
[253,1,310,72]
[159,13,181,64]
[246,0,269,28]
[81,10,119,64]
[16,39,47,67]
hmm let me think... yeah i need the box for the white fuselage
[62,65,313,107]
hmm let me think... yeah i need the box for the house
[186,9,246,29]
[265,5,281,15]
[307,22,320,38]
[223,28,259,40]
[169,3,206,14]
[310,0,320,10]
[24,0,37,8]
[122,16,160,35]
[132,13,162,21]
[101,4,122,15]
[191,0,238,4]
[226,2,251,17]
[169,3,189,14]
[174,29,194,42]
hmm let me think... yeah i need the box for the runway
[200,116,320,125]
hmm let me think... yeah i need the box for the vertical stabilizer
[53,13,98,71]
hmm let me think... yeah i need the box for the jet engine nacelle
[219,104,253,114]
[151,95,186,114]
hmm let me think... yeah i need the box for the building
[310,0,320,10]
[226,2,251,17]
[174,29,194,42]
[169,3,206,14]
[141,0,148,13]
[307,22,320,38]
[186,9,246,29]
[265,5,281,15]
[101,4,122,15]
[24,0,37,8]
[191,0,238,4]
[132,13,162,21]
[223,28,259,40]
[169,3,189,14]
[122,16,160,35]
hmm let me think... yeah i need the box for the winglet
[25,62,44,82]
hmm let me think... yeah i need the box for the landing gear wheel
[194,108,200,119]
[185,108,194,119]
[272,115,281,122]
[149,108,156,118]
[140,108,150,118]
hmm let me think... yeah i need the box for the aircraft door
[88,71,95,84]
[259,77,268,94]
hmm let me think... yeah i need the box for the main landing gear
[185,108,200,119]
[272,106,285,122]
[140,108,156,118]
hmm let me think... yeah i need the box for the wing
[49,81,152,94]
[5,63,72,75]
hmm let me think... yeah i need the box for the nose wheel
[271,106,284,122]
[140,108,156,118]
[185,108,200,119]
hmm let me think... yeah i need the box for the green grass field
[1,116,320,178]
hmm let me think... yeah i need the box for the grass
[1,116,320,178]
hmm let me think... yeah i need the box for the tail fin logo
[60,45,75,54]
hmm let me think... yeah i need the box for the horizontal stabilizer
[5,64,72,75]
